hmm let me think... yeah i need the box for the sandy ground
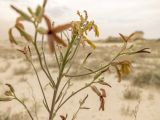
[0,40,160,120]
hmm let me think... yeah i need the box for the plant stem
[14,96,34,120]
[29,60,50,112]
[55,79,70,104]
[49,36,76,120]
[26,81,39,120]
[41,35,55,87]
[33,23,55,87]
[65,42,127,77]
[55,80,94,113]
[54,43,127,113]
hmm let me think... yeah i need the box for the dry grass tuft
[132,72,160,87]
[123,87,141,100]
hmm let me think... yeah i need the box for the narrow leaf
[93,24,99,37]
[127,32,135,41]
[119,33,127,42]
[28,7,35,16]
[35,5,44,22]
[98,81,111,87]
[82,52,92,64]
[80,95,88,105]
[16,25,33,42]
[8,28,18,45]
[5,84,15,93]
[11,5,31,21]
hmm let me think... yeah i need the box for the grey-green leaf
[11,5,31,21]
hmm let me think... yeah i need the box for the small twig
[65,42,127,77]
[133,99,141,120]
[26,81,39,120]
[55,80,95,113]
[29,60,50,112]
[33,24,55,87]
[41,35,55,88]
[14,94,34,120]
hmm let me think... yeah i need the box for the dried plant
[123,87,141,100]
[0,0,150,120]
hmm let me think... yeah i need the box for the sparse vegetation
[0,0,150,120]
[123,87,141,100]
[132,72,160,87]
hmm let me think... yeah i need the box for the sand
[0,40,160,120]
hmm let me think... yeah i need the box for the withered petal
[43,14,52,31]
[99,97,105,111]
[100,88,106,97]
[47,34,55,53]
[52,33,67,47]
[52,23,71,33]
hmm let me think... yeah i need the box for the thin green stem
[14,95,34,120]
[72,105,81,120]
[54,45,61,70]
[26,81,39,120]
[55,79,70,104]
[41,35,55,87]
[29,60,50,112]
[55,80,94,113]
[33,24,55,87]
[65,43,127,77]
[54,43,128,113]
[49,36,76,120]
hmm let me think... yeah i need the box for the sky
[0,0,160,40]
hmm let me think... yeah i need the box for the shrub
[0,0,149,120]
[132,72,160,87]
[123,87,141,100]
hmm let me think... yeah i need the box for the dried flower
[71,11,99,49]
[112,60,132,82]
[43,15,71,53]
[91,86,107,111]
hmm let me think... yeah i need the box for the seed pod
[91,86,101,96]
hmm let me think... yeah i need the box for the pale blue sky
[0,0,160,40]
